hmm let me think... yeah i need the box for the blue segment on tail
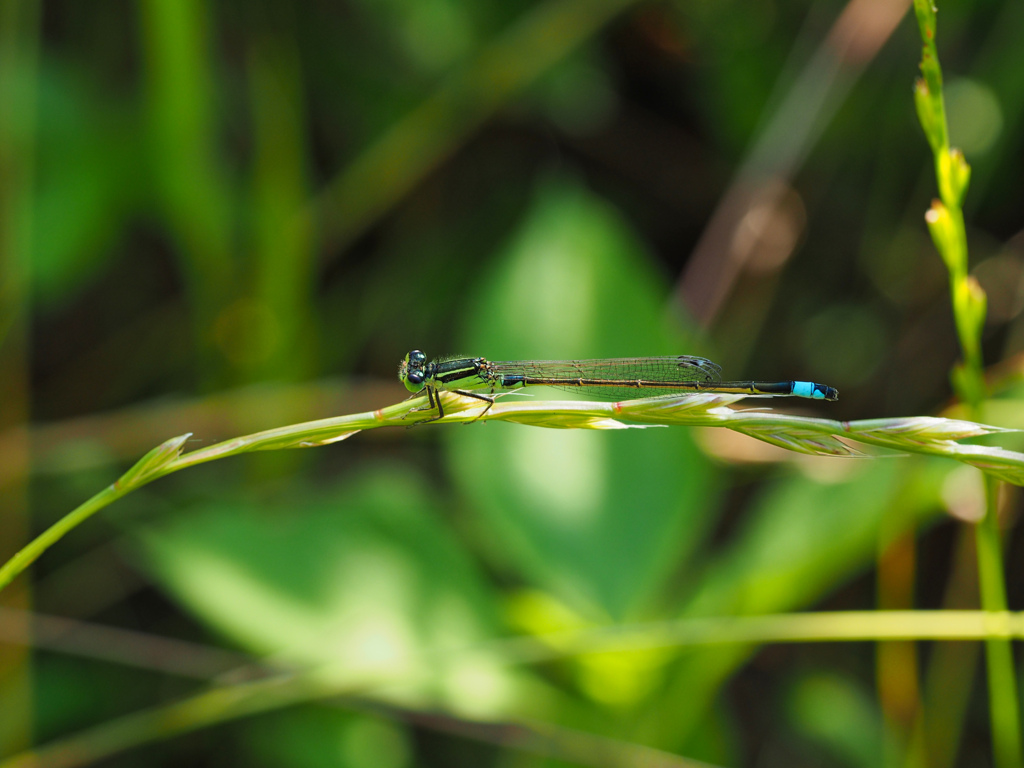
[792,380,821,399]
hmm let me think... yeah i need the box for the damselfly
[398,350,838,422]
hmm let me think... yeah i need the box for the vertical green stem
[978,475,1023,768]
[912,1,1021,764]
[140,0,236,383]
[246,32,315,385]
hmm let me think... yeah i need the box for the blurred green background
[1,0,1023,766]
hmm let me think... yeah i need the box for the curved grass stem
[3,391,1024,595]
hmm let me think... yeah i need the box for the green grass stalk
[912,1,1021,764]
[4,390,1024,594]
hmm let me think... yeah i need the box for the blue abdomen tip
[792,381,816,398]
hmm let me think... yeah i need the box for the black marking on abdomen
[747,381,793,395]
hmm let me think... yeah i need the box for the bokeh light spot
[800,304,887,388]
[945,78,1003,156]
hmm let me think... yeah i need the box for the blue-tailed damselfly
[398,350,838,422]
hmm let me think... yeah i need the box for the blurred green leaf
[945,78,1003,158]
[31,66,144,307]
[532,49,617,136]
[137,468,518,716]
[245,37,316,382]
[141,0,236,368]
[447,177,719,620]
[33,654,169,745]
[241,708,411,768]
[677,0,785,152]
[650,459,946,750]
[356,0,478,73]
[787,671,883,768]
[685,461,932,615]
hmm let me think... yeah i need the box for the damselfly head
[399,349,428,392]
